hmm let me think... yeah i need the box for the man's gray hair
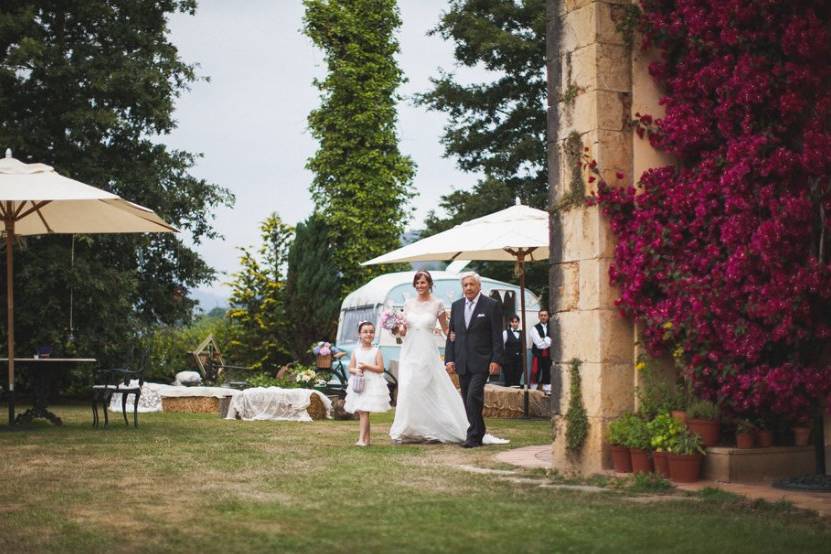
[459,271,482,285]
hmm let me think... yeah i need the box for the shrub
[669,428,705,456]
[647,411,684,452]
[687,399,719,421]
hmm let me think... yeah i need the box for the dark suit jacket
[445,294,504,375]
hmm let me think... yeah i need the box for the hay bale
[162,396,220,414]
[306,393,327,420]
[483,385,550,419]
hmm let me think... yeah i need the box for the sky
[163,1,489,308]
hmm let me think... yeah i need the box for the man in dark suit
[445,272,504,448]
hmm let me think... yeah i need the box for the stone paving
[494,444,831,518]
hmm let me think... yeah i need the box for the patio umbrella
[362,198,549,416]
[0,150,177,424]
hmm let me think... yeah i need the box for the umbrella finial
[515,196,521,206]
[5,148,11,158]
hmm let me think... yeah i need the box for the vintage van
[335,270,541,374]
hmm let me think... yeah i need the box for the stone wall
[551,0,664,474]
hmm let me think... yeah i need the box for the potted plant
[625,416,653,474]
[667,428,706,483]
[648,411,684,478]
[792,418,811,447]
[756,418,774,448]
[735,418,756,449]
[686,398,720,447]
[608,414,635,473]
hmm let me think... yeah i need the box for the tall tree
[0,1,233,367]
[303,0,415,294]
[226,214,294,372]
[416,0,548,301]
[284,214,341,361]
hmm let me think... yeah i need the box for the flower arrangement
[294,367,328,389]
[379,308,405,343]
[593,0,831,422]
[311,341,339,357]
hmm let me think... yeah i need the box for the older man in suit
[444,272,504,448]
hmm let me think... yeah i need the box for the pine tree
[284,214,341,361]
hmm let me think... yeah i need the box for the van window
[339,306,379,343]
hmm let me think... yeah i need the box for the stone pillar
[550,0,637,474]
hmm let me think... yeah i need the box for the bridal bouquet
[379,309,405,343]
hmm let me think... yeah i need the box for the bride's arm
[438,310,450,337]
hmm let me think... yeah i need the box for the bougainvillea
[594,0,831,421]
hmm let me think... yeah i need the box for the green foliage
[565,358,589,453]
[735,418,756,434]
[246,372,297,389]
[647,411,684,452]
[623,416,652,450]
[608,412,640,447]
[226,214,294,372]
[687,399,719,421]
[627,472,674,493]
[284,214,341,360]
[669,427,706,456]
[635,357,688,419]
[416,0,548,302]
[0,1,233,370]
[303,0,415,294]
[144,312,232,382]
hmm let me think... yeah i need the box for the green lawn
[1,405,829,553]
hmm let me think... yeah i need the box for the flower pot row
[610,445,703,483]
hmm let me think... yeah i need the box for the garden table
[2,357,96,426]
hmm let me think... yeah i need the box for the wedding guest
[344,322,391,446]
[530,309,552,393]
[501,315,522,387]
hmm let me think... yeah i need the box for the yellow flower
[635,361,647,371]
[662,321,673,330]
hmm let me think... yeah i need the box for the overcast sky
[163,1,488,307]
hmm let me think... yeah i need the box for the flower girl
[344,321,391,446]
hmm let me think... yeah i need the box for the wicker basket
[316,354,332,369]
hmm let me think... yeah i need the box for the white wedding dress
[389,297,508,445]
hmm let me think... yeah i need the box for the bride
[388,270,507,445]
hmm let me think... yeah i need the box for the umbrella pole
[518,254,530,418]
[5,214,14,425]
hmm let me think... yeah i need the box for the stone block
[578,257,617,311]
[552,413,615,474]
[596,43,631,92]
[598,2,627,46]
[568,44,599,92]
[560,90,626,137]
[555,309,633,364]
[559,205,617,263]
[559,261,580,312]
[703,446,817,483]
[562,4,596,53]
[567,361,635,417]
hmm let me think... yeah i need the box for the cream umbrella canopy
[363,198,549,416]
[0,150,177,423]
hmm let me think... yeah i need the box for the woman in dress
[389,270,507,445]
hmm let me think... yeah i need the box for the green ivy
[565,358,589,452]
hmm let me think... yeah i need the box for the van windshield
[338,305,379,343]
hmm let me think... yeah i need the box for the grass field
[1,405,829,553]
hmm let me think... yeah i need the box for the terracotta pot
[756,429,774,448]
[629,448,654,474]
[792,426,811,447]
[671,410,688,424]
[687,418,720,447]
[668,453,703,483]
[610,445,632,473]
[653,451,670,478]
[736,431,754,449]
